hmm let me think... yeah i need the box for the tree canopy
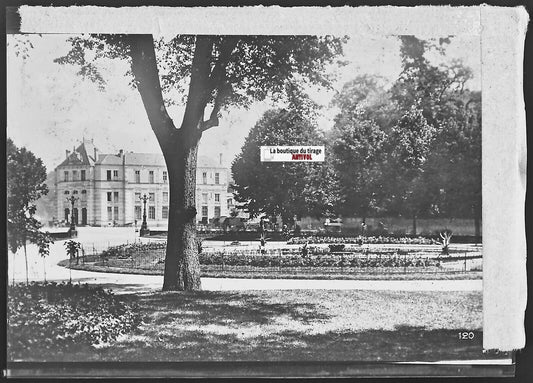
[231,101,324,226]
[7,138,51,283]
[55,34,347,290]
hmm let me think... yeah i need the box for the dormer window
[64,171,69,182]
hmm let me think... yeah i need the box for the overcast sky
[7,34,480,173]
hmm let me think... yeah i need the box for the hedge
[7,282,142,359]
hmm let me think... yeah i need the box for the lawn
[9,288,506,362]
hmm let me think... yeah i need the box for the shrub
[7,282,142,359]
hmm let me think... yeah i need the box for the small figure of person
[301,241,309,258]
[197,239,203,254]
[260,237,266,255]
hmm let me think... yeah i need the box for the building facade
[55,139,231,227]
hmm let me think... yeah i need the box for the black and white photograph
[5,5,528,378]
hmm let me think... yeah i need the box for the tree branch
[129,35,177,145]
[200,83,232,132]
[181,36,215,133]
[198,37,239,133]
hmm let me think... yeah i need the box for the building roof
[57,139,227,170]
[96,154,123,165]
[198,155,224,168]
[56,139,97,168]
[124,153,166,166]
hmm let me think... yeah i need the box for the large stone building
[55,139,231,227]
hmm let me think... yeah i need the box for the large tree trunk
[162,132,202,291]
[129,34,233,290]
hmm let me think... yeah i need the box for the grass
[59,260,482,280]
[10,289,509,363]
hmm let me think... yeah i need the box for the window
[81,170,86,181]
[214,193,220,203]
[149,170,154,183]
[81,190,87,200]
[163,192,169,203]
[107,192,112,202]
[64,208,70,221]
[64,190,70,195]
[214,206,221,218]
[163,171,168,182]
[73,170,78,181]
[135,170,140,183]
[227,198,233,209]
[107,206,112,221]
[135,192,141,202]
[215,173,220,184]
[149,193,155,202]
[162,206,169,219]
[202,206,208,217]
[113,170,119,180]
[107,170,112,181]
[202,193,208,204]
[202,172,207,184]
[148,206,156,220]
[134,206,142,220]
[64,171,69,182]
[114,192,119,202]
[73,190,78,195]
[114,206,119,220]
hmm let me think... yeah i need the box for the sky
[7,34,481,173]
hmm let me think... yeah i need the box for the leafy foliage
[65,240,82,260]
[7,282,142,360]
[327,36,480,221]
[55,34,346,111]
[329,113,387,218]
[7,138,53,281]
[232,105,325,225]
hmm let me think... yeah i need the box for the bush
[101,241,167,260]
[7,282,142,359]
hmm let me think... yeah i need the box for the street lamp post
[66,195,79,237]
[139,194,150,237]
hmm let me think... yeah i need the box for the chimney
[119,149,124,157]
[66,150,70,159]
[219,153,223,165]
[94,148,99,161]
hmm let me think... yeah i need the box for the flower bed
[288,235,437,245]
[7,282,142,360]
[100,241,166,259]
[90,241,482,274]
[198,253,436,268]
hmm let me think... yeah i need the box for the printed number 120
[458,332,475,339]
